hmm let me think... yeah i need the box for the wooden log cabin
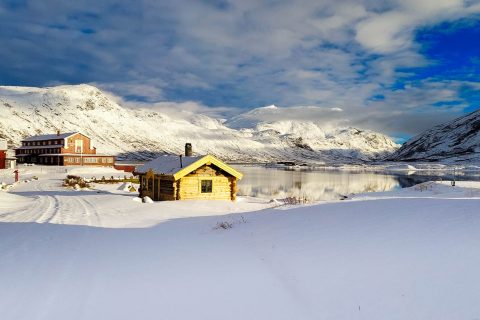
[134,145,243,201]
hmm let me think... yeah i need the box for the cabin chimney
[185,143,192,157]
[56,130,60,136]
[179,154,183,168]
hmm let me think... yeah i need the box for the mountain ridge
[0,84,399,163]
[387,109,480,162]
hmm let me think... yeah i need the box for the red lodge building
[0,139,7,169]
[15,132,115,166]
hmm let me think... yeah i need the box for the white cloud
[355,0,479,53]
[1,0,480,137]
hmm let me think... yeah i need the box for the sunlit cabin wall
[137,165,238,201]
[178,165,233,200]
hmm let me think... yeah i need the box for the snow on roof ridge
[22,132,79,141]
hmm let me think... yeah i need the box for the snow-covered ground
[1,166,480,319]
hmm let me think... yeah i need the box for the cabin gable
[172,155,243,180]
[178,164,234,200]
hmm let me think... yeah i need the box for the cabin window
[201,180,212,193]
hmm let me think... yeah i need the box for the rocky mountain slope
[0,84,399,163]
[388,109,480,162]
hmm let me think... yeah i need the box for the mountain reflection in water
[232,165,480,201]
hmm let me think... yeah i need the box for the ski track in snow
[3,177,102,227]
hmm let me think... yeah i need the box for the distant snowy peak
[228,106,399,160]
[388,109,480,162]
[227,104,347,130]
[263,104,278,109]
[0,85,398,163]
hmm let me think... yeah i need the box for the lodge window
[84,157,97,163]
[201,180,212,193]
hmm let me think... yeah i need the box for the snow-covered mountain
[0,84,399,163]
[388,109,480,162]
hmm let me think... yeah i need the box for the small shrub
[90,176,139,184]
[283,196,309,205]
[63,175,91,189]
[214,221,233,230]
[214,216,247,230]
[414,182,433,192]
[239,215,247,224]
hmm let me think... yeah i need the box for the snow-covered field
[1,166,480,319]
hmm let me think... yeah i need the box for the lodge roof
[16,145,64,150]
[135,154,243,180]
[38,153,114,157]
[22,132,78,142]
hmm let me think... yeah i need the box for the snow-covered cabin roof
[22,132,78,142]
[136,155,203,175]
[135,154,243,180]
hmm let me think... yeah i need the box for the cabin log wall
[137,164,239,201]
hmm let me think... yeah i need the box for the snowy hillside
[388,109,480,162]
[0,85,399,162]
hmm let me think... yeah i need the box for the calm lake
[232,165,480,201]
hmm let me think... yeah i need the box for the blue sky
[0,0,479,138]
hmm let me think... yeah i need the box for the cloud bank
[0,0,479,138]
